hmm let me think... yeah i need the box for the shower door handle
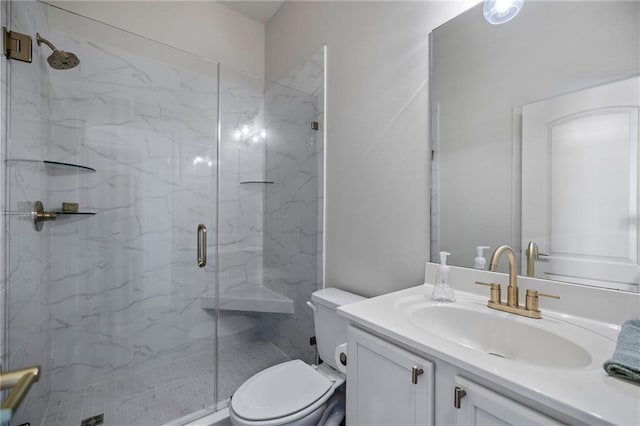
[197,224,207,268]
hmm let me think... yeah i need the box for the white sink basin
[395,296,611,369]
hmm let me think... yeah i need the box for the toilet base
[316,392,346,426]
[230,398,327,426]
[230,392,346,426]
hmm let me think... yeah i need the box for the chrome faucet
[475,244,560,319]
[489,245,519,307]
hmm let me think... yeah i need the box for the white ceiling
[217,1,284,24]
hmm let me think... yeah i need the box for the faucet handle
[525,289,560,313]
[474,281,499,288]
[474,281,501,304]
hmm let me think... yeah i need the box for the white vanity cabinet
[339,279,640,425]
[347,326,563,426]
[453,376,562,426]
[346,326,434,426]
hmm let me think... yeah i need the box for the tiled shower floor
[42,337,290,426]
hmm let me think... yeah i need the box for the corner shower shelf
[43,160,96,174]
[201,285,294,314]
[7,159,96,174]
[240,181,274,184]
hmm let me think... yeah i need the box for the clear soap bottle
[431,251,455,302]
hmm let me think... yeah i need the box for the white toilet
[229,288,365,426]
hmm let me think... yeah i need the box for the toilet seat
[230,360,339,426]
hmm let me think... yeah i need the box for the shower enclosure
[0,1,324,425]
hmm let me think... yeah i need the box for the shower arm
[36,33,57,51]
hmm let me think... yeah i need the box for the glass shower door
[215,65,322,407]
[3,2,219,425]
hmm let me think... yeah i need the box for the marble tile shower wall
[278,50,325,294]
[4,4,313,425]
[6,2,54,424]
[261,53,323,363]
[44,29,220,399]
[1,2,256,423]
[217,69,266,295]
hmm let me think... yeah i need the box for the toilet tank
[311,288,365,371]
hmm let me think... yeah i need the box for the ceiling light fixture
[483,0,525,25]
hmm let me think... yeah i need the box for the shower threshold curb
[163,406,230,426]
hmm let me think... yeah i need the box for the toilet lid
[231,360,332,421]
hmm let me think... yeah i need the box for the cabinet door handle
[197,224,207,267]
[411,365,424,384]
[454,386,467,409]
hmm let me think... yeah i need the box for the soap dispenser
[474,246,490,270]
[431,251,455,302]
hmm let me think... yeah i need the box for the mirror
[430,1,640,292]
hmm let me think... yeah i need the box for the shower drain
[80,413,104,426]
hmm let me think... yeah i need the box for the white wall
[50,1,265,76]
[266,1,477,297]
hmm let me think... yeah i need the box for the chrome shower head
[36,33,79,70]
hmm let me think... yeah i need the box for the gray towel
[603,319,640,383]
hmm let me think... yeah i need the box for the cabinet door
[347,326,434,426]
[454,377,562,425]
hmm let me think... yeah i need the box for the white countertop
[338,281,640,426]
